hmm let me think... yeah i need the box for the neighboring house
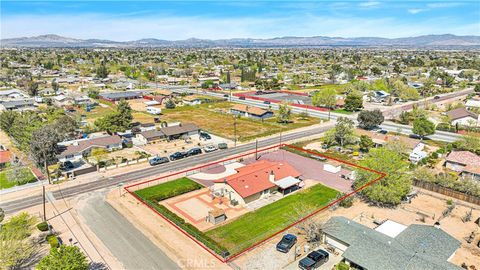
[74,96,91,105]
[182,95,211,105]
[230,104,274,119]
[322,217,462,270]
[160,123,200,140]
[0,89,29,100]
[135,130,164,145]
[445,108,479,127]
[99,91,143,102]
[212,160,302,206]
[445,150,480,181]
[38,88,57,97]
[0,99,36,111]
[465,98,480,110]
[409,142,428,164]
[57,135,123,162]
[219,83,238,90]
[371,90,390,103]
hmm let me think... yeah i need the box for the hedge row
[146,200,228,257]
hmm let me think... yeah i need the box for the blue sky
[1,1,479,40]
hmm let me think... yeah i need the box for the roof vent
[388,241,391,245]
[245,185,249,189]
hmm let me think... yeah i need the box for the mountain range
[1,34,480,48]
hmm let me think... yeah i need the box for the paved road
[0,123,335,213]
[79,191,180,270]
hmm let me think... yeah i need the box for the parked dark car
[239,96,246,100]
[186,147,202,157]
[149,156,169,166]
[59,161,75,171]
[223,94,229,98]
[169,152,186,161]
[276,234,297,253]
[218,142,228,149]
[434,95,441,100]
[378,129,388,134]
[298,249,329,270]
[200,132,212,140]
[264,100,271,104]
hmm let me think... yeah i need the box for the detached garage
[324,234,349,251]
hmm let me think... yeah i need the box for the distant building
[230,104,274,119]
[371,90,390,103]
[99,91,143,102]
[0,89,29,100]
[445,150,480,181]
[445,108,479,127]
[0,99,36,111]
[322,217,462,270]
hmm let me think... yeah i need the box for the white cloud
[426,2,463,9]
[408,8,426,14]
[359,1,381,8]
[1,13,478,41]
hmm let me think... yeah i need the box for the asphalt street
[78,191,180,270]
[0,123,335,213]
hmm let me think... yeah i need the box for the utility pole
[255,139,258,160]
[234,117,237,148]
[42,185,46,222]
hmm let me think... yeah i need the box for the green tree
[95,63,109,79]
[165,99,176,109]
[334,117,356,147]
[277,102,292,123]
[344,92,363,111]
[30,124,62,183]
[0,213,38,269]
[0,110,20,134]
[357,109,384,130]
[354,148,411,205]
[359,135,374,152]
[474,84,480,93]
[312,88,336,119]
[94,100,132,133]
[412,117,435,138]
[37,246,89,270]
[51,79,59,92]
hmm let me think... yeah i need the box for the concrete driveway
[78,191,180,270]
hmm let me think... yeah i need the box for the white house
[445,107,479,127]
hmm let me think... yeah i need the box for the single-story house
[99,91,143,102]
[74,96,91,105]
[445,108,479,127]
[57,135,123,162]
[0,99,36,111]
[230,104,274,119]
[0,89,29,100]
[465,98,480,110]
[371,90,390,103]
[182,95,212,106]
[445,150,480,181]
[219,83,238,90]
[135,130,164,145]
[212,160,302,206]
[160,123,200,140]
[322,217,462,270]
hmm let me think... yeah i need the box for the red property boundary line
[233,91,330,112]
[124,144,386,263]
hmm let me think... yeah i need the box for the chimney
[269,170,275,183]
[434,222,441,229]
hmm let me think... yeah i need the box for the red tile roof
[446,151,480,167]
[215,160,301,198]
[0,150,11,164]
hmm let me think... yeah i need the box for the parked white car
[204,144,217,152]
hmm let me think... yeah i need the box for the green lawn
[134,177,203,202]
[332,109,354,115]
[205,183,339,253]
[0,167,37,190]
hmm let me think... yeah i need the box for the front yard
[205,183,339,254]
[0,167,37,189]
[159,102,319,141]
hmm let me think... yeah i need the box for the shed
[207,209,227,225]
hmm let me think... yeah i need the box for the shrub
[336,262,350,270]
[46,234,60,248]
[37,221,49,232]
[338,193,354,208]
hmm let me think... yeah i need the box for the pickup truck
[298,249,329,270]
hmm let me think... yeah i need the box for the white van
[146,106,162,115]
